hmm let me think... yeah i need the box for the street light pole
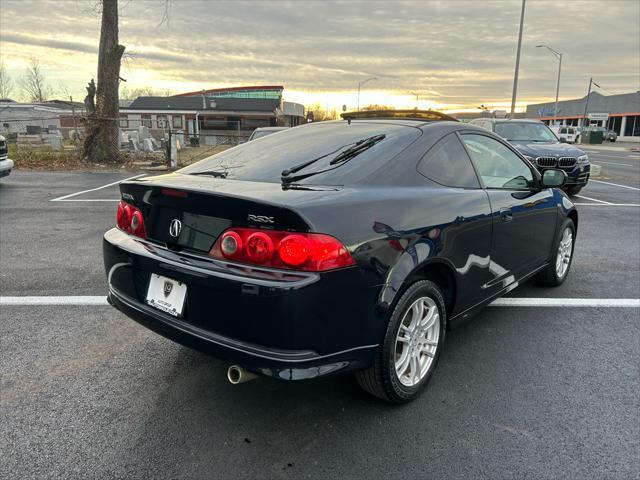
[536,44,563,125]
[510,0,526,118]
[357,77,377,111]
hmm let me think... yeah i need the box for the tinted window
[461,134,534,189]
[418,133,480,188]
[181,122,421,185]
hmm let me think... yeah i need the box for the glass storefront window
[624,115,639,137]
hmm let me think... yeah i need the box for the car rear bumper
[103,228,382,379]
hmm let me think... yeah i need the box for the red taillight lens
[209,228,355,272]
[246,232,274,263]
[278,234,311,266]
[116,200,147,239]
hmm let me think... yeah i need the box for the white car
[0,135,13,179]
[549,125,578,143]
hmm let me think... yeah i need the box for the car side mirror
[541,169,567,188]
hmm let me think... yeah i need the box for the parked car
[589,126,617,142]
[248,126,289,141]
[0,135,13,179]
[549,125,578,143]
[104,110,577,403]
[470,118,590,195]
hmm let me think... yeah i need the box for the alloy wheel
[394,296,440,387]
[556,227,573,278]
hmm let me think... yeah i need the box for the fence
[0,114,251,169]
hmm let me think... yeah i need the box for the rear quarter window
[418,133,480,189]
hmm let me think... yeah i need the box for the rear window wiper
[281,134,385,184]
[328,134,385,165]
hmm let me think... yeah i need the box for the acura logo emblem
[169,219,182,237]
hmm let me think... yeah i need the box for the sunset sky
[0,0,638,112]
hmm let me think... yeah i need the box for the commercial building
[120,86,305,142]
[0,99,85,135]
[526,91,640,142]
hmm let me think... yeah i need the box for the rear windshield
[180,121,422,184]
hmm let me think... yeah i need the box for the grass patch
[8,142,163,171]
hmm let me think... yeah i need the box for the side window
[461,134,534,190]
[418,133,480,188]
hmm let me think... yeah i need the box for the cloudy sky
[0,0,638,111]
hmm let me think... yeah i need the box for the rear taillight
[116,200,147,239]
[210,228,355,272]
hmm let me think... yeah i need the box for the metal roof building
[526,91,640,142]
[121,87,305,138]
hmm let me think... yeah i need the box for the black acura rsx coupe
[104,110,577,403]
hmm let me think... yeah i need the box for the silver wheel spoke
[395,350,410,376]
[410,356,419,383]
[423,311,439,331]
[410,301,423,330]
[419,346,435,357]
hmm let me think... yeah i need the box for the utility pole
[582,77,600,127]
[510,0,526,118]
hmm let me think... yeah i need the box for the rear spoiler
[341,110,458,123]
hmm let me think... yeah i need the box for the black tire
[535,218,575,287]
[565,186,582,196]
[355,280,446,404]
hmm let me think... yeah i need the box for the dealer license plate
[145,274,187,317]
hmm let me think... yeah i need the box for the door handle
[500,207,513,222]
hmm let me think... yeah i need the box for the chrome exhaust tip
[227,365,258,384]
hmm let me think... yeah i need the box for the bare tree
[83,0,125,163]
[84,0,172,163]
[20,58,54,102]
[0,60,14,99]
[120,85,175,100]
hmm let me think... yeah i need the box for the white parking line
[50,174,145,202]
[1,296,107,305]
[1,296,639,308]
[51,199,120,202]
[573,203,640,207]
[491,298,640,307]
[575,194,611,205]
[590,179,640,191]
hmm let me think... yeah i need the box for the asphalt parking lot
[1,148,639,479]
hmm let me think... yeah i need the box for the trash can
[581,129,603,144]
[190,137,200,147]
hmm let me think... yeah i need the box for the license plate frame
[145,274,187,317]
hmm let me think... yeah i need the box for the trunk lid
[119,173,318,253]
